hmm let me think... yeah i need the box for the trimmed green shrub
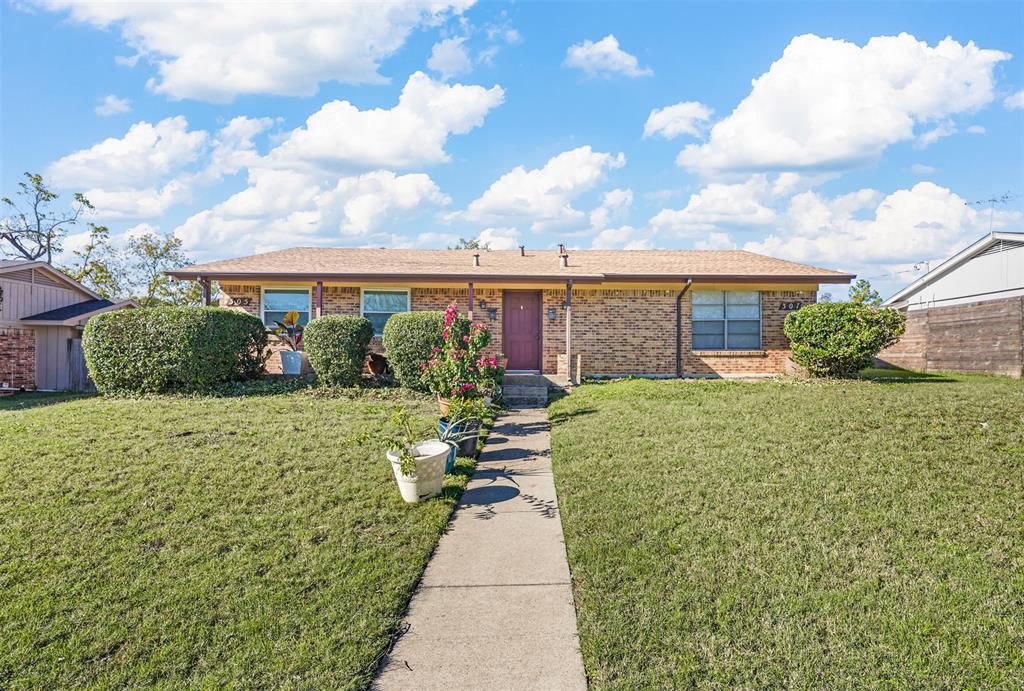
[784,302,906,377]
[381,310,445,391]
[303,315,374,387]
[83,307,268,394]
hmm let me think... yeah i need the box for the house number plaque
[226,297,253,307]
[778,301,803,311]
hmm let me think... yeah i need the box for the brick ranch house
[167,247,854,379]
[1,260,134,391]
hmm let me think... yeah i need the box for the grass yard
[550,373,1024,688]
[0,388,473,689]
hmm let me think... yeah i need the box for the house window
[692,291,761,350]
[362,289,410,336]
[262,288,311,327]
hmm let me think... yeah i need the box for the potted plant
[273,310,306,375]
[476,354,506,405]
[358,408,449,503]
[438,396,488,460]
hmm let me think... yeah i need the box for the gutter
[676,278,693,378]
[166,270,855,285]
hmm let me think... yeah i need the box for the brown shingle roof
[167,247,854,284]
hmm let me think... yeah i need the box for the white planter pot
[280,350,306,376]
[387,440,449,503]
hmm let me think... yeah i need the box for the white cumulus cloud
[677,33,1010,174]
[649,176,778,236]
[744,181,1021,265]
[1005,90,1024,109]
[457,146,626,230]
[428,36,472,80]
[477,227,521,250]
[268,72,504,170]
[48,116,207,189]
[175,168,450,256]
[643,101,712,139]
[564,35,653,78]
[94,94,131,116]
[41,1,476,102]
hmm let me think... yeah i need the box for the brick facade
[1,326,36,390]
[219,283,814,378]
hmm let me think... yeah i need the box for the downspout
[468,281,474,321]
[201,278,211,306]
[675,278,692,378]
[565,279,573,383]
[315,281,323,318]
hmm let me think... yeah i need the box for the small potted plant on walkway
[438,395,488,462]
[273,310,306,376]
[359,408,450,503]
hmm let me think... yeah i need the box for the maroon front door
[503,291,542,370]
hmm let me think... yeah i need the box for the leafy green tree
[848,279,882,306]
[125,231,203,307]
[448,237,489,250]
[1,172,93,263]
[63,224,123,299]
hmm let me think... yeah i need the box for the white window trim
[693,291,762,351]
[260,285,312,326]
[360,287,411,335]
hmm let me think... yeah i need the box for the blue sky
[2,1,1022,297]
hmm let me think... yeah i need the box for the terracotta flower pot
[437,396,450,415]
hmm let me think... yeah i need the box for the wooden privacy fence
[878,296,1024,378]
[68,337,96,392]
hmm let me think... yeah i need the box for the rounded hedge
[381,310,445,391]
[303,315,374,387]
[83,307,268,394]
[784,302,906,377]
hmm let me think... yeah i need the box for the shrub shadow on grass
[859,368,956,384]
[549,407,596,425]
[0,392,94,412]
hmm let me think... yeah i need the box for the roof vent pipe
[519,245,525,256]
[558,243,565,254]
[473,253,480,267]
[559,252,568,268]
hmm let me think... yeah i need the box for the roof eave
[167,270,855,285]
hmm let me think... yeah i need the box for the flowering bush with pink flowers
[421,302,493,401]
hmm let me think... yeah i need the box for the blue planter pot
[438,417,481,459]
[444,443,457,473]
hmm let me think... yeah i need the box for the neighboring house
[880,231,1024,378]
[169,247,852,379]
[0,260,134,391]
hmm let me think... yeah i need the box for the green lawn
[550,373,1024,688]
[0,388,473,689]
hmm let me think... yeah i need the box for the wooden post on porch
[315,281,323,318]
[565,279,573,384]
[201,278,211,306]
[468,281,475,321]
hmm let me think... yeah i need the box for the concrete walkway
[374,407,587,690]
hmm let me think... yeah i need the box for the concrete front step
[503,384,548,403]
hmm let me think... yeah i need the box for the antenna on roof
[966,191,1016,234]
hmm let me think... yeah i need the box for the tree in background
[125,231,203,307]
[1,172,93,263]
[848,278,882,306]
[448,237,489,250]
[64,224,123,300]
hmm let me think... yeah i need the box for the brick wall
[878,297,1023,378]
[218,283,812,377]
[543,288,815,377]
[0,326,36,390]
